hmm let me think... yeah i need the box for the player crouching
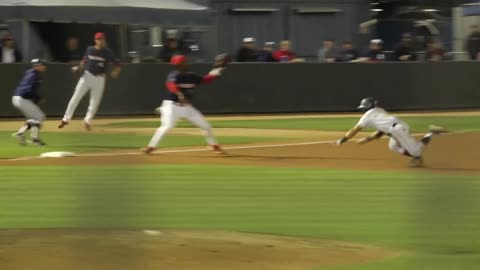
[11,59,48,146]
[143,55,227,155]
[336,98,446,167]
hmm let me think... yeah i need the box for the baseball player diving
[336,98,445,167]
[143,54,228,155]
[58,32,121,131]
[11,59,48,146]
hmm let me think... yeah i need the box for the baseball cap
[31,58,47,66]
[243,37,255,43]
[170,55,187,66]
[94,32,106,40]
[265,41,275,47]
[370,39,383,44]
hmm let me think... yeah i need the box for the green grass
[0,131,284,159]
[105,115,480,132]
[0,165,479,269]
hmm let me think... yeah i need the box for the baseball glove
[213,54,232,68]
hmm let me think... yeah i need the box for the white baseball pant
[62,71,106,124]
[12,96,46,123]
[388,123,424,157]
[148,100,218,148]
[12,96,46,139]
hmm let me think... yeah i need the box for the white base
[40,151,76,158]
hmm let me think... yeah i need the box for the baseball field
[1,111,479,270]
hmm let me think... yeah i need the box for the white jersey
[357,107,403,133]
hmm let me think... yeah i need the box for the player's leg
[60,74,90,127]
[389,124,424,166]
[84,76,106,130]
[11,96,29,145]
[145,101,180,153]
[185,105,224,154]
[12,96,46,145]
[389,124,424,156]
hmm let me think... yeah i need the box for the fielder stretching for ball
[58,32,121,131]
[11,59,48,146]
[336,98,445,167]
[144,55,227,154]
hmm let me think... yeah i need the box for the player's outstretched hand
[336,137,348,146]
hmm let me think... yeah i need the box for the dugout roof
[0,0,213,26]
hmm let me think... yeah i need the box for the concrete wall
[1,62,479,118]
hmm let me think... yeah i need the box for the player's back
[358,107,403,133]
[13,68,40,100]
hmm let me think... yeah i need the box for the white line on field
[6,140,337,161]
[5,131,463,162]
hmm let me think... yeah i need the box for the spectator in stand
[1,33,23,63]
[318,39,338,62]
[257,42,276,62]
[273,40,297,62]
[336,41,359,62]
[394,33,417,61]
[158,37,186,62]
[425,38,445,61]
[62,36,82,63]
[465,24,480,60]
[365,39,386,62]
[236,37,258,62]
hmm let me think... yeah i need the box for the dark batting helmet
[358,97,377,111]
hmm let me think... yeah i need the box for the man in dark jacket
[257,42,276,62]
[236,37,258,62]
[1,34,23,63]
[394,33,417,61]
[465,25,480,60]
[336,41,360,62]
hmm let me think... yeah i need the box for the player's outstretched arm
[357,131,385,144]
[336,125,363,146]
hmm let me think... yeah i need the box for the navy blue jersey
[13,68,41,103]
[165,71,207,102]
[82,46,120,75]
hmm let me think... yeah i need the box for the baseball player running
[336,98,445,167]
[143,55,226,154]
[11,59,48,146]
[58,32,121,131]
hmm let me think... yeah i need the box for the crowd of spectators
[3,25,480,64]
[235,38,304,63]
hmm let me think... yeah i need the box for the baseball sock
[16,122,31,135]
[30,123,41,140]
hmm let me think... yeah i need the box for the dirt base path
[3,132,480,174]
[0,229,396,270]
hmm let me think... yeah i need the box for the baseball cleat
[58,121,68,129]
[12,133,27,146]
[143,147,156,155]
[409,157,423,168]
[428,125,448,135]
[421,133,433,145]
[84,122,91,131]
[31,138,46,146]
[212,145,226,155]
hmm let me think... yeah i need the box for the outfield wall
[1,62,479,117]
